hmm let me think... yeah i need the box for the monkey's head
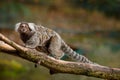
[15,22,36,44]
[15,22,35,34]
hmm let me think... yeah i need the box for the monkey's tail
[61,40,95,64]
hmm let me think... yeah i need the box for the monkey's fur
[15,22,94,64]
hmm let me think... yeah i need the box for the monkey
[15,22,95,64]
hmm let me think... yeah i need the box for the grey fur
[15,22,95,64]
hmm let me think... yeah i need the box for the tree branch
[0,33,120,80]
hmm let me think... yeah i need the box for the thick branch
[0,33,120,80]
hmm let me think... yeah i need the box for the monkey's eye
[21,24,26,27]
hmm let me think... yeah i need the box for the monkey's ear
[15,23,21,32]
[28,23,36,31]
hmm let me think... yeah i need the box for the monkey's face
[18,23,31,34]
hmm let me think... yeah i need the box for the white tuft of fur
[28,23,36,31]
[15,23,21,32]
[15,22,36,32]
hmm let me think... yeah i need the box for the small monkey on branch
[15,22,96,64]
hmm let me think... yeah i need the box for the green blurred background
[0,0,120,80]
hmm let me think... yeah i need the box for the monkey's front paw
[22,44,26,47]
[25,45,36,49]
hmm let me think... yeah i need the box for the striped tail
[61,40,94,64]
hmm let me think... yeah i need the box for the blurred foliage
[0,0,118,19]
[0,0,120,23]
[0,0,120,30]
[67,0,120,19]
[0,59,27,79]
[0,1,30,28]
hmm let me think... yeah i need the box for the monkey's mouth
[20,28,27,33]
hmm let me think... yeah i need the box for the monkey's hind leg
[48,36,64,60]
[48,36,64,75]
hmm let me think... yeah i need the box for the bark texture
[0,33,120,80]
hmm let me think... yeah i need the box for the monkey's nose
[21,28,27,32]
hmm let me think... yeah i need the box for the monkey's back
[35,25,57,46]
